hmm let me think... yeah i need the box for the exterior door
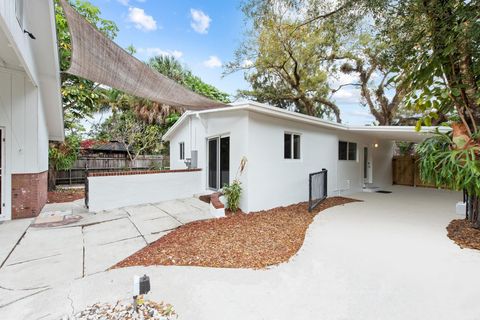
[364,147,373,184]
[207,136,230,190]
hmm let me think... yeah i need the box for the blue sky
[87,0,375,125]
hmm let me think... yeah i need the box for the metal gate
[309,169,328,212]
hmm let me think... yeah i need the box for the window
[179,142,185,160]
[15,0,24,29]
[284,133,301,159]
[348,142,357,161]
[338,141,348,160]
[339,141,357,161]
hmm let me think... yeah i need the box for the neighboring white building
[164,102,440,213]
[0,0,63,220]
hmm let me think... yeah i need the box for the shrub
[223,180,242,212]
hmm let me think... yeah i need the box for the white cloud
[203,56,222,68]
[137,48,183,59]
[241,59,254,68]
[127,7,157,31]
[190,9,211,34]
[117,0,146,5]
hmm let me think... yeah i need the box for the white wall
[246,112,339,212]
[335,132,372,195]
[169,111,250,210]
[0,0,63,141]
[168,110,396,213]
[372,140,394,188]
[88,170,204,212]
[0,69,48,220]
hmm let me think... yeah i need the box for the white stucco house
[0,0,63,220]
[164,102,440,213]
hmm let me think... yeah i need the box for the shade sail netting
[59,0,226,110]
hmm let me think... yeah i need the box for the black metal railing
[84,165,89,209]
[309,169,328,212]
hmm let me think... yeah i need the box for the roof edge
[162,101,451,141]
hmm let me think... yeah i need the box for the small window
[339,141,357,161]
[179,142,185,160]
[348,142,357,161]
[338,141,348,160]
[15,0,24,29]
[284,133,301,159]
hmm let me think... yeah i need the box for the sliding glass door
[208,136,230,190]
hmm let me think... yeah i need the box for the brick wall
[11,171,48,219]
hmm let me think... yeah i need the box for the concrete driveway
[2,186,480,320]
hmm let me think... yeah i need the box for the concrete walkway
[0,197,211,314]
[2,187,480,320]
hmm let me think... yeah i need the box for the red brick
[11,171,48,219]
[210,192,225,209]
[87,168,201,177]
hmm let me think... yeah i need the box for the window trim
[284,132,301,160]
[338,140,357,161]
[179,142,185,160]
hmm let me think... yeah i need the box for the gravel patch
[69,300,176,320]
[447,219,480,250]
[113,197,360,269]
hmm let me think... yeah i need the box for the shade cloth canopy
[60,0,226,110]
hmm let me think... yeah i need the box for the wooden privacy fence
[56,155,169,185]
[392,156,436,188]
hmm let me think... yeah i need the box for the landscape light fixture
[133,274,151,312]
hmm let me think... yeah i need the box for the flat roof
[163,101,448,142]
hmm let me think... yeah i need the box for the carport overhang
[347,126,451,143]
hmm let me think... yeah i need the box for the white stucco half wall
[87,170,203,212]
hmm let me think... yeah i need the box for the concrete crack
[150,204,184,226]
[0,287,50,309]
[0,222,31,269]
[60,216,126,229]
[5,253,62,267]
[125,211,148,246]
[0,284,50,291]
[98,235,143,246]
[81,226,86,278]
[67,289,75,317]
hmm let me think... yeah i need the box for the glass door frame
[207,134,230,191]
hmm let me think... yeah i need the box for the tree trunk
[48,163,57,191]
[472,196,480,229]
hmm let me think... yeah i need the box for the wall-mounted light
[23,29,36,40]
[374,143,379,148]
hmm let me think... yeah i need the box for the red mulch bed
[113,197,360,269]
[447,219,480,250]
[47,189,85,203]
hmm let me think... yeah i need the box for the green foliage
[223,180,242,212]
[148,55,231,103]
[93,110,164,159]
[49,134,81,171]
[396,141,415,156]
[416,131,480,196]
[373,0,480,132]
[227,1,349,122]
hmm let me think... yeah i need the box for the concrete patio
[1,186,480,320]
[0,197,212,313]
